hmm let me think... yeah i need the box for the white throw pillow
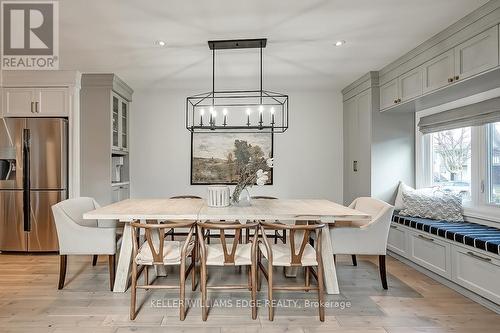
[394,182,413,210]
[399,190,464,222]
[394,182,436,211]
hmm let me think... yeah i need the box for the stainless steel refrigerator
[0,118,67,252]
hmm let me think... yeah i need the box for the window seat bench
[392,214,500,255]
[387,213,500,312]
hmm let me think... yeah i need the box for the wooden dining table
[83,198,371,293]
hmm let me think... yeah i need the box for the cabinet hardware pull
[417,234,434,242]
[448,78,454,83]
[397,98,401,103]
[390,225,398,229]
[466,251,492,262]
[394,99,398,104]
[35,102,39,113]
[455,75,459,81]
[31,102,35,113]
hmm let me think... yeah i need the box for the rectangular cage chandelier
[186,38,288,133]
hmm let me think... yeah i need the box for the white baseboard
[388,250,500,314]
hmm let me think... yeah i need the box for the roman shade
[418,96,500,134]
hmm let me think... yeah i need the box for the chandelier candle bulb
[246,108,251,126]
[200,108,205,126]
[222,108,228,126]
[258,105,263,126]
[270,107,275,125]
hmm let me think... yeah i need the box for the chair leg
[267,262,274,321]
[144,266,149,286]
[379,255,388,290]
[333,254,336,264]
[130,262,137,320]
[274,231,278,244]
[58,255,67,290]
[108,255,116,291]
[257,251,262,292]
[351,255,357,266]
[191,246,197,291]
[201,261,208,321]
[251,260,257,319]
[317,263,325,322]
[180,260,186,321]
[305,266,310,291]
[92,255,98,266]
[283,229,286,244]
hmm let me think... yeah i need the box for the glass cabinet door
[112,96,119,148]
[121,101,128,150]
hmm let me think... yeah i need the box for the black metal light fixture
[186,38,288,133]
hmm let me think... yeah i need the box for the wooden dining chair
[258,221,325,321]
[130,220,196,320]
[197,221,259,321]
[250,196,286,244]
[166,195,202,240]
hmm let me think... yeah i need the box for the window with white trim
[430,127,472,200]
[487,122,500,205]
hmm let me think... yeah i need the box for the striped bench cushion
[392,214,500,256]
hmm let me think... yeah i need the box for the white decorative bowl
[207,185,230,207]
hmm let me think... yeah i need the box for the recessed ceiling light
[154,40,166,47]
[335,40,346,47]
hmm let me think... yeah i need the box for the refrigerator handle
[23,129,31,232]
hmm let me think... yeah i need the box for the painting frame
[190,132,274,185]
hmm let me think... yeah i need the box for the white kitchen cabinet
[2,88,35,116]
[387,224,408,257]
[343,97,359,204]
[2,87,68,117]
[81,74,133,206]
[398,67,423,102]
[112,184,130,203]
[422,49,455,94]
[452,246,500,305]
[379,78,399,110]
[409,231,452,278]
[343,72,414,205]
[454,26,499,81]
[112,93,129,152]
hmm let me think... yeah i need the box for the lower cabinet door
[387,224,407,257]
[452,247,500,304]
[409,231,452,278]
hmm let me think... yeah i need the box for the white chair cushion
[259,242,318,266]
[135,240,193,265]
[205,243,253,266]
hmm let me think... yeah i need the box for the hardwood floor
[0,253,498,332]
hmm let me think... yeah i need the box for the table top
[83,198,371,223]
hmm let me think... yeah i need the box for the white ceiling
[59,0,489,91]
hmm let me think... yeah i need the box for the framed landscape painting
[191,133,273,185]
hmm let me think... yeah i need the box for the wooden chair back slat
[130,220,195,264]
[198,221,258,265]
[261,221,324,266]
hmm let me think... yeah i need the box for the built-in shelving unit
[80,74,133,205]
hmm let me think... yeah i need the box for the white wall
[129,89,344,203]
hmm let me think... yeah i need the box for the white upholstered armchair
[330,197,394,289]
[51,197,117,290]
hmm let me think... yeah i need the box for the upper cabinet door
[399,67,423,102]
[36,88,68,116]
[2,88,36,117]
[422,49,455,94]
[379,78,399,110]
[112,94,120,149]
[454,26,499,81]
[120,100,128,151]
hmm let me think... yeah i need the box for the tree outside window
[431,127,472,198]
